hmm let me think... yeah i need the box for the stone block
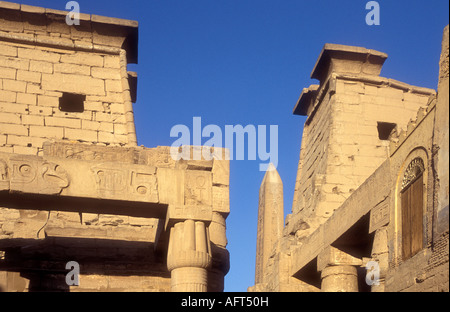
[42,72,105,96]
[16,92,36,105]
[94,112,126,123]
[91,67,121,80]
[0,123,28,136]
[0,133,6,145]
[6,135,47,148]
[317,246,363,271]
[28,105,52,116]
[2,79,26,93]
[29,125,64,139]
[212,186,230,215]
[364,84,379,96]
[64,128,98,142]
[18,48,61,63]
[105,80,123,92]
[209,212,227,247]
[104,55,121,68]
[0,55,29,70]
[83,101,106,112]
[0,90,16,102]
[212,153,230,186]
[21,114,44,126]
[54,63,91,76]
[29,60,53,74]
[378,87,404,100]
[0,146,13,153]
[45,116,81,129]
[16,70,41,83]
[0,102,27,114]
[0,66,16,79]
[12,145,37,155]
[110,103,125,114]
[369,201,390,233]
[113,123,127,135]
[343,81,364,94]
[157,168,185,205]
[37,95,59,107]
[60,52,104,67]
[26,83,44,95]
[185,170,212,207]
[0,43,17,57]
[81,120,113,132]
[0,2,21,10]
[335,93,361,105]
[0,112,21,124]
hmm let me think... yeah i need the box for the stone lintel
[317,246,363,272]
[0,151,217,224]
[311,44,388,85]
[165,205,213,230]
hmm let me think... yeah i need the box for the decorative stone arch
[394,148,429,263]
[401,157,425,191]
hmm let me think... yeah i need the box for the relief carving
[92,164,159,202]
[7,156,70,195]
[185,171,212,207]
[44,141,137,163]
[92,167,127,196]
[0,158,9,190]
[40,163,70,194]
[11,161,37,184]
[130,171,159,202]
[166,204,213,228]
[212,186,230,214]
[369,202,390,233]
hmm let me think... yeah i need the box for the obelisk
[255,163,284,284]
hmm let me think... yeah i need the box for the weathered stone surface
[434,25,449,236]
[252,28,449,293]
[255,164,284,284]
[321,265,358,292]
[317,246,362,272]
[0,3,229,293]
[167,220,212,292]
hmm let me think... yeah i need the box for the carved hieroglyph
[91,164,158,202]
[0,155,69,195]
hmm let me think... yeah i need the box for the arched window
[401,158,425,260]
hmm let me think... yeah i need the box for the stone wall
[252,31,448,292]
[0,3,230,292]
[0,2,138,156]
[289,45,435,240]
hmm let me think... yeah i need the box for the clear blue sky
[17,0,449,292]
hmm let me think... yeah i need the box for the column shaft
[321,265,359,292]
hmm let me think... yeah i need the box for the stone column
[318,246,361,292]
[167,219,212,292]
[321,265,359,292]
[369,227,388,292]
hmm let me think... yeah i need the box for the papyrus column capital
[167,219,212,292]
